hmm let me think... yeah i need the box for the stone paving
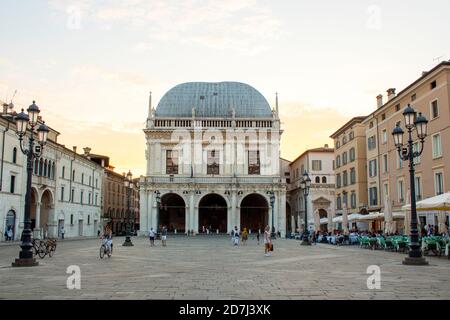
[0,235,449,300]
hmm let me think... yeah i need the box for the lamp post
[392,104,428,266]
[155,190,161,239]
[269,193,276,238]
[300,171,312,246]
[122,170,134,246]
[12,102,49,267]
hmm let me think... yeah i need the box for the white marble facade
[139,82,287,236]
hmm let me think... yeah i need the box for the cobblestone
[0,236,449,299]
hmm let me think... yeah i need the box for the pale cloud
[48,0,284,55]
[71,64,156,87]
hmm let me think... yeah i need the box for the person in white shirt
[149,228,156,247]
[7,227,13,241]
[264,225,272,257]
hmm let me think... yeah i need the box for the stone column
[190,193,195,234]
[193,202,199,234]
[151,192,157,231]
[138,188,148,236]
[230,191,237,233]
[188,193,194,234]
[279,191,286,238]
[34,202,41,239]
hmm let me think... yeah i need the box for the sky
[1,0,449,176]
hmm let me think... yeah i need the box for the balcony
[32,175,56,189]
[141,175,285,186]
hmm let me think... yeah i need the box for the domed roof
[155,82,273,118]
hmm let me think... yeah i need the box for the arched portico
[240,193,268,234]
[198,193,227,233]
[159,193,186,232]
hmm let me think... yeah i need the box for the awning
[355,212,383,221]
[332,216,343,223]
[348,213,363,221]
[320,217,328,225]
[402,192,450,211]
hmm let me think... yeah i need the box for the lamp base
[402,256,429,266]
[122,237,134,246]
[12,258,39,267]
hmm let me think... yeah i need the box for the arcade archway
[160,193,186,232]
[240,193,268,233]
[198,194,227,233]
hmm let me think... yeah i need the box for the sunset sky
[1,0,449,176]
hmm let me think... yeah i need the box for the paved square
[0,236,449,299]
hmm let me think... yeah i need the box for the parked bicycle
[32,239,46,259]
[42,238,57,257]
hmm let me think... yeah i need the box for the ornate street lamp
[269,193,276,238]
[155,190,161,238]
[12,101,49,267]
[392,104,428,265]
[300,171,312,246]
[122,170,134,246]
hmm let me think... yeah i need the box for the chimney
[83,147,91,156]
[422,71,428,76]
[324,144,329,148]
[72,146,77,153]
[376,94,383,108]
[387,88,396,101]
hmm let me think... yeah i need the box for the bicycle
[99,238,112,259]
[32,239,46,259]
[44,238,57,257]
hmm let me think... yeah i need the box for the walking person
[264,225,272,257]
[60,226,65,240]
[149,228,156,246]
[241,228,248,246]
[161,226,168,247]
[232,226,239,246]
[256,231,260,245]
[7,227,13,241]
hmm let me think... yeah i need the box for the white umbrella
[438,212,448,234]
[328,211,333,232]
[384,194,394,235]
[402,192,450,211]
[342,204,349,234]
[314,209,320,232]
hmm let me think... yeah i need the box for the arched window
[52,162,56,179]
[47,161,51,178]
[43,159,48,177]
[34,158,39,175]
[315,176,320,183]
[39,159,43,176]
[12,147,17,164]
[322,176,327,184]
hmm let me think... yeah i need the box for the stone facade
[287,146,335,233]
[0,105,103,240]
[139,82,287,236]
